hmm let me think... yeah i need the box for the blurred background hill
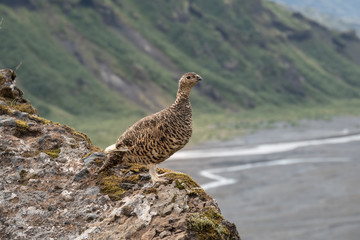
[271,0,360,36]
[1,0,360,147]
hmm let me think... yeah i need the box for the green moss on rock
[0,103,13,115]
[203,207,224,224]
[123,163,148,175]
[187,207,235,240]
[15,119,30,134]
[12,102,38,115]
[43,149,60,159]
[187,213,218,239]
[28,114,52,124]
[97,172,126,201]
[159,170,209,200]
[174,179,186,190]
[164,172,200,189]
[122,175,140,184]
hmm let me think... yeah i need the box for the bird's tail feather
[104,144,129,153]
[104,144,116,153]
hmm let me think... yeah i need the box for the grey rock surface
[0,69,240,240]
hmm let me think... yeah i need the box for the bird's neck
[170,88,192,114]
[174,88,191,105]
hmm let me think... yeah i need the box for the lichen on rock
[0,69,241,240]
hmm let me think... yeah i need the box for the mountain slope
[1,0,360,146]
[270,0,360,36]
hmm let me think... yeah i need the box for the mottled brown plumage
[100,72,202,183]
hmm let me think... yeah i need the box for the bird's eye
[186,76,191,79]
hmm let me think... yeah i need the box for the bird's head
[179,72,202,90]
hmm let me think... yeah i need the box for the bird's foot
[149,164,168,185]
[150,175,167,185]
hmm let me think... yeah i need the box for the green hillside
[1,0,360,147]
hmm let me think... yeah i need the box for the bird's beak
[196,75,202,82]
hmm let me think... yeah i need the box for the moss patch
[12,102,38,115]
[97,164,150,201]
[97,172,126,201]
[22,149,61,159]
[43,149,60,159]
[15,119,30,134]
[187,213,218,239]
[28,114,52,124]
[0,103,13,115]
[174,179,185,190]
[123,163,148,175]
[203,207,224,225]
[164,171,200,189]
[186,207,233,240]
[188,189,208,201]
[121,175,140,184]
[161,170,209,200]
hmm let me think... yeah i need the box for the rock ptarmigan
[100,72,202,184]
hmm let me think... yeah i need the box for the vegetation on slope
[1,0,360,147]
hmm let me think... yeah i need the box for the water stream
[170,133,360,190]
[200,157,350,190]
[171,133,360,160]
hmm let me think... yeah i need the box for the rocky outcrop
[0,69,240,239]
